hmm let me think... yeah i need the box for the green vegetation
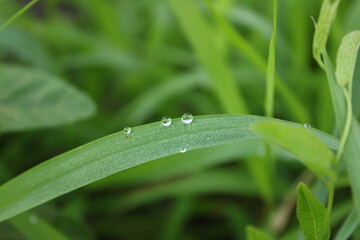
[0,0,359,239]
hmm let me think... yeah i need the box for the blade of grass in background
[204,0,309,123]
[265,0,278,118]
[159,197,193,240]
[334,209,360,240]
[0,65,96,133]
[0,114,338,222]
[9,212,70,240]
[0,0,38,32]
[166,0,248,114]
[117,169,257,213]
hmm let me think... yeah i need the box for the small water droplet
[124,127,132,134]
[29,215,38,224]
[180,147,187,153]
[303,123,311,128]
[161,116,172,126]
[181,113,193,124]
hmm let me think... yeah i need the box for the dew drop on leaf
[181,113,193,124]
[161,116,172,126]
[179,147,187,153]
[124,127,132,135]
[303,123,311,128]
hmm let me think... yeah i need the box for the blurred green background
[0,0,359,239]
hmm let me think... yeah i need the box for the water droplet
[161,116,172,126]
[181,113,193,124]
[124,127,132,134]
[29,215,38,224]
[303,123,311,128]
[179,147,187,153]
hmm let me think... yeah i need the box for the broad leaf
[0,115,338,222]
[252,121,335,179]
[313,0,341,67]
[296,183,330,240]
[336,31,360,86]
[0,65,96,132]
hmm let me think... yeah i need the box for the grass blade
[204,0,310,123]
[0,114,338,222]
[166,0,248,114]
[334,209,360,240]
[0,65,96,133]
[9,212,70,240]
[265,0,278,117]
[0,0,39,32]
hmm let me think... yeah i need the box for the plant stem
[0,0,39,32]
[334,88,352,166]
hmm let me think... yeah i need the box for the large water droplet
[181,113,193,124]
[303,123,311,128]
[179,147,187,153]
[124,127,132,134]
[162,116,172,126]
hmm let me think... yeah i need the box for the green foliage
[313,0,340,67]
[336,31,360,86]
[246,225,270,240]
[334,209,360,240]
[0,115,338,222]
[296,183,330,240]
[0,0,359,239]
[252,121,335,180]
[166,0,247,114]
[9,212,69,240]
[0,65,96,133]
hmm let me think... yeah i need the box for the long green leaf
[252,121,335,179]
[334,209,360,240]
[343,119,360,210]
[0,65,96,133]
[89,140,262,190]
[296,183,330,240]
[0,114,338,222]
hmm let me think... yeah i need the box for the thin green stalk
[0,0,39,32]
[334,89,352,166]
[265,0,278,117]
